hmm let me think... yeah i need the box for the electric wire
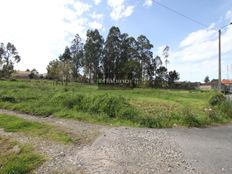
[154,0,208,28]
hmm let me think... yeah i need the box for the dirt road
[1,109,231,174]
[167,126,232,174]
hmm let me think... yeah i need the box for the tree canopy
[47,26,180,87]
[0,42,21,78]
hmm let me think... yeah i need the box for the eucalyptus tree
[70,34,84,79]
[0,42,21,77]
[59,46,73,84]
[103,26,122,80]
[84,29,104,83]
[124,36,141,81]
[137,35,153,81]
[163,45,170,69]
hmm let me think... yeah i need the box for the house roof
[222,79,232,85]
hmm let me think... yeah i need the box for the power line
[154,1,208,28]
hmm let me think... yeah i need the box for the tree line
[0,26,179,87]
[47,26,179,87]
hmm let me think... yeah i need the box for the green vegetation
[46,27,179,89]
[0,114,75,143]
[0,79,231,128]
[0,137,44,174]
[209,92,226,106]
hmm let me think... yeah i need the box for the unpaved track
[0,109,199,174]
[167,126,232,174]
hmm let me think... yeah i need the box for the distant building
[199,83,212,90]
[221,79,232,86]
[222,80,232,93]
[11,71,30,79]
[199,81,218,90]
[199,79,232,93]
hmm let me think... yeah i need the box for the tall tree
[137,35,153,81]
[163,46,170,69]
[0,42,21,77]
[59,47,73,84]
[117,33,129,79]
[47,59,61,80]
[167,70,180,87]
[84,29,104,83]
[103,26,121,80]
[70,34,84,79]
[204,76,210,83]
[154,56,162,68]
[59,46,72,62]
[155,66,168,87]
[124,36,140,81]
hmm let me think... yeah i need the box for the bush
[119,108,138,120]
[64,94,131,118]
[209,93,226,106]
[97,95,125,118]
[219,101,232,118]
[139,116,163,128]
[182,108,201,127]
[64,94,84,109]
[207,109,219,121]
[0,95,17,103]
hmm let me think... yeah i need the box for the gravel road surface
[1,109,232,174]
[167,126,232,174]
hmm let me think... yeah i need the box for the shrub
[98,95,125,118]
[209,93,226,106]
[63,87,69,92]
[182,108,201,127]
[219,101,232,118]
[0,95,17,103]
[119,107,138,120]
[207,109,219,121]
[64,94,84,109]
[64,94,130,118]
[139,116,163,128]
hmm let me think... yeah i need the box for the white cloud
[0,0,92,73]
[93,0,101,5]
[170,12,232,81]
[173,25,232,63]
[91,12,104,20]
[72,1,91,17]
[107,0,134,20]
[179,28,216,48]
[226,10,232,20]
[143,0,153,7]
[89,21,104,30]
[122,6,134,17]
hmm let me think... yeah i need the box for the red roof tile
[222,80,232,84]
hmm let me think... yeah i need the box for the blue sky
[0,0,232,82]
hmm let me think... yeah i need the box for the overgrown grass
[0,114,75,144]
[0,137,44,174]
[0,79,231,128]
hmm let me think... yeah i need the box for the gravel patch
[76,127,199,174]
[0,109,200,174]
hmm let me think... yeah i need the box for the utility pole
[218,22,232,91]
[218,29,222,90]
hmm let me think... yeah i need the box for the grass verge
[0,136,44,174]
[0,114,75,144]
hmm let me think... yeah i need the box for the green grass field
[0,114,75,144]
[0,137,44,174]
[0,79,231,128]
